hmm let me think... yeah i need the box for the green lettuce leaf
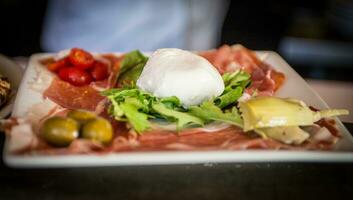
[222,70,251,92]
[102,88,155,132]
[214,87,243,108]
[119,98,151,133]
[152,103,204,130]
[117,50,148,86]
[189,101,243,127]
[160,96,182,110]
[102,70,252,133]
[118,63,145,86]
[214,70,250,108]
[119,50,148,74]
[102,88,203,132]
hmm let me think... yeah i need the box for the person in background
[41,0,229,52]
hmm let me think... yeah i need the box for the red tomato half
[58,67,93,86]
[68,48,94,70]
[47,58,70,72]
[90,61,109,81]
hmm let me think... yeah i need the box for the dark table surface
[1,123,353,200]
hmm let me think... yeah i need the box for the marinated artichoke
[239,96,348,131]
[239,96,348,144]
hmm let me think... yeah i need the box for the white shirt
[41,0,228,52]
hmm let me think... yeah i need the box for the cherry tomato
[90,61,109,81]
[47,58,70,72]
[58,67,93,86]
[68,48,94,70]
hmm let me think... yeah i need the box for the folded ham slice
[199,45,285,96]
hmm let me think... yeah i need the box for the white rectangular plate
[4,51,353,168]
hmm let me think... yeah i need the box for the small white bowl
[0,54,24,119]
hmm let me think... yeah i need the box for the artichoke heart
[239,96,348,131]
[255,126,310,145]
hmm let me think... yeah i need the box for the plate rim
[4,151,353,168]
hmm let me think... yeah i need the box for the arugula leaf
[117,50,148,86]
[118,63,145,86]
[223,70,251,92]
[214,71,251,108]
[119,50,148,74]
[215,87,243,108]
[152,103,204,130]
[189,101,243,127]
[160,96,182,110]
[119,98,151,133]
[103,69,252,133]
[106,96,124,118]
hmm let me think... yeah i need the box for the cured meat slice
[126,126,336,151]
[199,45,285,96]
[102,54,124,88]
[43,77,105,111]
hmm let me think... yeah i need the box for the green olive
[41,116,79,147]
[67,110,96,124]
[81,118,113,144]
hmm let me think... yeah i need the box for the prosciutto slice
[199,45,285,96]
[43,78,104,111]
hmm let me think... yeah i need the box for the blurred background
[0,0,352,119]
